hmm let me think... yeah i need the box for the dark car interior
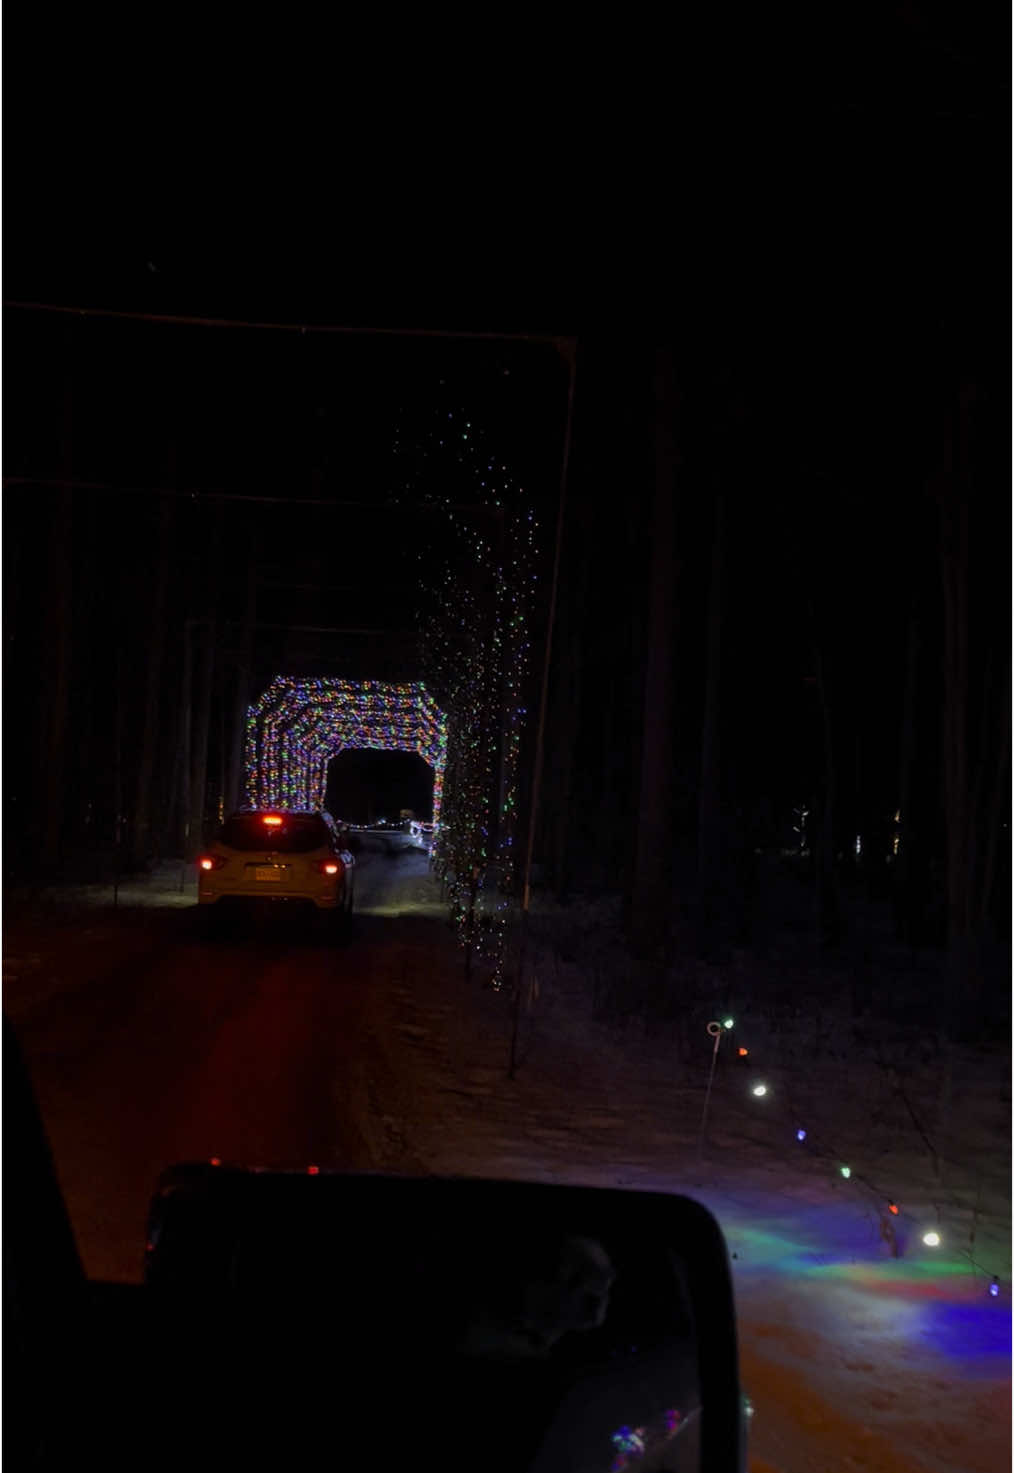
[5,1020,744,1471]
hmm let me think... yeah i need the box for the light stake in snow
[888,1202,899,1215]
[751,1083,768,1097]
[796,1129,807,1142]
[879,1210,900,1257]
[840,1166,851,1179]
[922,1231,941,1248]
[989,1277,999,1297]
[698,1021,729,1156]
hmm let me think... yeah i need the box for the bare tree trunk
[596,621,623,891]
[227,545,257,813]
[894,593,920,946]
[976,658,1011,933]
[630,348,679,959]
[131,496,173,866]
[218,676,227,829]
[810,603,842,947]
[39,356,76,875]
[550,514,589,901]
[188,614,217,860]
[114,644,125,857]
[185,504,224,858]
[936,388,974,1016]
[698,488,725,956]
[622,442,647,932]
[179,620,194,856]
[164,709,183,858]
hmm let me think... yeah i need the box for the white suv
[198,810,354,927]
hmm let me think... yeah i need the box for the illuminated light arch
[244,677,447,824]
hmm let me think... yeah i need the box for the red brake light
[320,861,340,876]
[199,855,226,871]
[262,815,284,827]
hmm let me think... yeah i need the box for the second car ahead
[197,810,354,934]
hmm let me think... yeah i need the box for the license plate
[255,867,283,882]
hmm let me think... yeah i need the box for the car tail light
[199,855,227,871]
[318,860,341,876]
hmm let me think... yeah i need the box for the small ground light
[840,1166,851,1179]
[751,1083,768,1097]
[990,1278,1000,1297]
[723,1018,734,1030]
[888,1202,899,1215]
[922,1231,941,1247]
[796,1129,807,1142]
[738,1046,749,1056]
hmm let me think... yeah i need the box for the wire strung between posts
[3,299,570,346]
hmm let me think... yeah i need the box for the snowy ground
[5,855,1010,1472]
[353,865,1012,1473]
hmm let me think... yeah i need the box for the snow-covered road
[5,852,1010,1471]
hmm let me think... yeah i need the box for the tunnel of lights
[244,677,447,824]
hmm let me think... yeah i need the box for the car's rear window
[218,814,331,853]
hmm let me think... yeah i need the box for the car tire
[323,905,346,943]
[197,906,221,941]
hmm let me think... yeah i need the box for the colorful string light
[709,1022,1010,1293]
[399,400,542,986]
[244,678,447,823]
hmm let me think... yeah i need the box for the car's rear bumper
[198,887,341,910]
